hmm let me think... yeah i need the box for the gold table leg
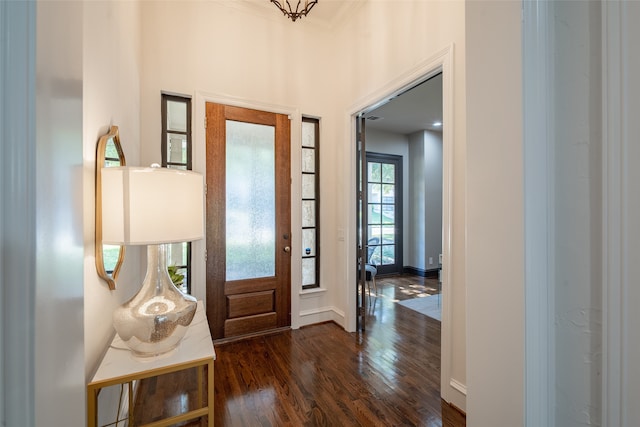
[208,360,214,427]
[87,385,98,427]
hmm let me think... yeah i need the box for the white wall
[552,2,602,425]
[83,1,143,424]
[465,0,524,425]
[602,2,640,425]
[34,2,85,425]
[408,132,426,270]
[328,0,468,410]
[83,0,142,378]
[365,128,409,268]
[625,5,640,423]
[423,131,443,271]
[406,130,443,272]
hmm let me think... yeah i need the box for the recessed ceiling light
[433,121,442,127]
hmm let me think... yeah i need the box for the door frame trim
[346,44,461,408]
[192,92,302,327]
[522,1,555,424]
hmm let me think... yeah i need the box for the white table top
[90,301,215,385]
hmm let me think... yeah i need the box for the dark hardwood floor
[133,274,465,426]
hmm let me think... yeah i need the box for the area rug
[397,294,442,321]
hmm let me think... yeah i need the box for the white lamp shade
[102,166,204,245]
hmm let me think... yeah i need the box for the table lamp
[101,164,204,357]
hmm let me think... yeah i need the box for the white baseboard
[450,378,467,396]
[298,306,345,328]
[442,378,467,413]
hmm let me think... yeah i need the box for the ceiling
[299,0,364,26]
[365,73,443,134]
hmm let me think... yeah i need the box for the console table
[87,301,215,427]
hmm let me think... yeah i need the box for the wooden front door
[205,102,291,340]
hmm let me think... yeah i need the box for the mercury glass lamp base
[113,244,197,357]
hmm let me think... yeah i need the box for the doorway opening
[351,56,456,407]
[356,72,444,328]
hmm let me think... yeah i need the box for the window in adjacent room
[301,117,320,289]
[161,92,193,293]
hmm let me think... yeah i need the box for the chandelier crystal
[270,0,318,22]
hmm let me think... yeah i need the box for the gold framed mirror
[95,125,126,290]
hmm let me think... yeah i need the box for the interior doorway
[350,54,460,405]
[356,72,444,329]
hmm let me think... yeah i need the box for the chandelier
[270,0,318,22]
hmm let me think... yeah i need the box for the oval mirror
[95,125,126,290]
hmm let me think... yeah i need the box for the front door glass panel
[225,120,276,281]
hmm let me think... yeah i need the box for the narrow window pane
[368,183,381,203]
[382,205,395,224]
[302,257,316,286]
[368,162,381,182]
[105,140,120,159]
[225,120,276,281]
[382,244,395,264]
[167,242,187,267]
[382,163,395,183]
[301,117,319,289]
[103,245,121,272]
[302,121,316,147]
[382,225,395,244]
[302,147,315,173]
[369,246,382,265]
[368,225,381,242]
[368,205,381,225]
[174,266,188,293]
[382,184,395,203]
[167,133,187,164]
[302,229,316,257]
[302,200,316,227]
[161,94,192,293]
[167,100,187,132]
[302,174,315,199]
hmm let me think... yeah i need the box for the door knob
[283,246,291,253]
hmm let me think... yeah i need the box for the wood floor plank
[133,275,465,426]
